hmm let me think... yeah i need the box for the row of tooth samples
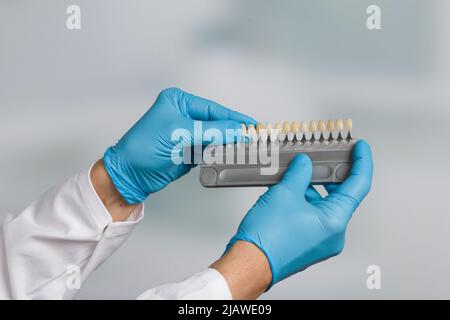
[241,119,353,143]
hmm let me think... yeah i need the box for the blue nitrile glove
[227,140,373,287]
[103,87,255,204]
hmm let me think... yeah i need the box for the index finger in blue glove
[175,88,256,124]
[188,119,244,145]
[323,140,373,215]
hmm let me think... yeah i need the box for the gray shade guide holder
[186,139,356,188]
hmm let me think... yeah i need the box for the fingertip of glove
[354,140,372,157]
[290,153,312,169]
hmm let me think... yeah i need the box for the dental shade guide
[191,119,356,188]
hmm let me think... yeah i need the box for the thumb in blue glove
[103,88,255,204]
[227,140,373,287]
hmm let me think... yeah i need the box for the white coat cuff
[80,164,144,235]
[137,268,232,300]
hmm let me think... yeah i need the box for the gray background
[1,0,450,299]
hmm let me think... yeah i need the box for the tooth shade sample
[336,119,344,131]
[241,123,247,136]
[259,134,268,142]
[282,121,290,134]
[236,119,351,144]
[278,122,287,141]
[248,124,257,138]
[257,123,268,142]
[300,121,308,132]
[345,118,353,131]
[287,122,296,141]
[309,120,318,132]
[274,123,283,140]
[326,120,335,132]
[256,123,265,133]
[267,123,278,141]
[290,121,300,133]
[318,120,326,132]
[274,123,282,132]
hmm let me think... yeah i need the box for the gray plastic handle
[194,140,355,188]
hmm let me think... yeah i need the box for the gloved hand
[227,140,373,287]
[103,87,255,204]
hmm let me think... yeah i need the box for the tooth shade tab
[241,123,247,136]
[299,121,308,132]
[267,123,278,142]
[257,123,268,142]
[318,120,326,132]
[287,123,295,141]
[282,121,291,134]
[273,123,282,134]
[345,118,353,141]
[256,123,266,133]
[326,120,335,132]
[336,119,344,131]
[259,133,268,143]
[247,124,257,140]
[290,121,300,133]
[279,122,288,141]
[309,120,318,133]
[345,118,353,131]
[273,123,283,141]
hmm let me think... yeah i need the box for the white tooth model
[317,120,326,142]
[267,123,277,142]
[335,118,344,141]
[345,118,353,140]
[240,119,353,145]
[326,120,335,141]
[309,120,318,142]
[274,123,282,142]
[256,123,268,143]
[240,123,247,144]
[278,122,289,142]
[247,124,257,143]
[288,121,299,142]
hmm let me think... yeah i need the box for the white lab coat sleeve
[0,165,232,300]
[0,165,144,299]
[137,268,232,300]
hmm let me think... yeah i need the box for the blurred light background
[1,0,450,299]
